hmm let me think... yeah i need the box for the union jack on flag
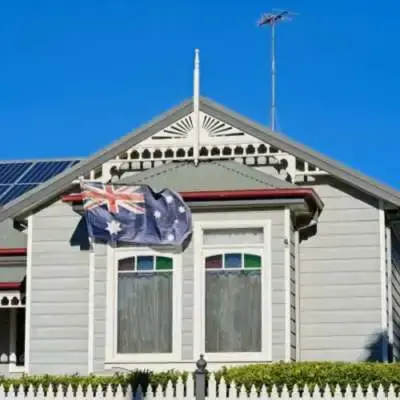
[81,183,145,214]
[80,181,192,246]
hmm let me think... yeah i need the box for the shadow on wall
[364,330,393,362]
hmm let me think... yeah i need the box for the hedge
[1,362,400,392]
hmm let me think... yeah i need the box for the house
[0,77,400,375]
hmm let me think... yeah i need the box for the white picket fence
[0,374,398,400]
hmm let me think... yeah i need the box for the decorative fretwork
[150,113,245,142]
[202,114,243,137]
[0,292,25,308]
[79,112,327,183]
[153,116,193,139]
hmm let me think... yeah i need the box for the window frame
[193,219,272,363]
[105,245,182,364]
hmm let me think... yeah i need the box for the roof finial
[193,49,200,166]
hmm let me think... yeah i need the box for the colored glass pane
[118,257,135,271]
[137,256,154,271]
[224,253,242,269]
[244,254,262,269]
[205,255,223,269]
[155,256,173,271]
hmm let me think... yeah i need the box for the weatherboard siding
[30,201,89,375]
[299,182,382,361]
[391,233,400,360]
[93,243,107,372]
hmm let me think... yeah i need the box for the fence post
[195,354,207,400]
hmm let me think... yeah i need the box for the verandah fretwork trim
[0,292,25,308]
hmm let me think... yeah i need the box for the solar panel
[0,158,82,206]
[19,161,72,184]
[0,184,38,205]
[0,162,32,184]
[0,185,11,200]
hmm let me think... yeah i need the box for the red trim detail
[62,188,324,210]
[0,282,22,290]
[0,248,27,256]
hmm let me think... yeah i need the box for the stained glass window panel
[205,255,223,269]
[118,257,135,271]
[244,254,262,269]
[224,253,242,269]
[156,256,173,271]
[137,256,154,271]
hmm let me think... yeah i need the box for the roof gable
[118,160,295,192]
[201,98,400,207]
[0,96,399,222]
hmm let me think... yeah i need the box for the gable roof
[118,160,296,192]
[0,96,399,222]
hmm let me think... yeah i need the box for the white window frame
[105,245,182,364]
[193,219,272,363]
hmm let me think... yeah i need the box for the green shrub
[214,362,400,392]
[1,362,400,393]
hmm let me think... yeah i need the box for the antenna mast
[257,10,295,131]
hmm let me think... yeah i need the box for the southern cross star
[106,220,122,236]
[165,195,174,203]
[154,210,161,219]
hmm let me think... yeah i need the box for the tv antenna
[257,9,297,131]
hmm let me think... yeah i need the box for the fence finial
[196,354,207,373]
[195,354,207,400]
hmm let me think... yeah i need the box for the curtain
[117,272,172,353]
[205,270,261,352]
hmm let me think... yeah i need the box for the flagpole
[193,49,200,166]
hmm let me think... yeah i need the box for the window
[117,255,173,354]
[205,251,262,352]
[107,248,182,364]
[194,222,271,362]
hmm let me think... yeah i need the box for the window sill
[203,352,271,363]
[106,353,181,365]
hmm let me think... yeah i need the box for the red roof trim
[0,248,27,256]
[62,188,324,210]
[0,282,22,290]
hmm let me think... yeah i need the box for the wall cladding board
[299,181,382,361]
[30,201,89,375]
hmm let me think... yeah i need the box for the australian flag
[80,181,192,246]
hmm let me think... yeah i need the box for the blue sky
[0,1,399,188]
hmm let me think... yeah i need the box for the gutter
[0,248,27,256]
[62,187,324,212]
[0,282,22,290]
